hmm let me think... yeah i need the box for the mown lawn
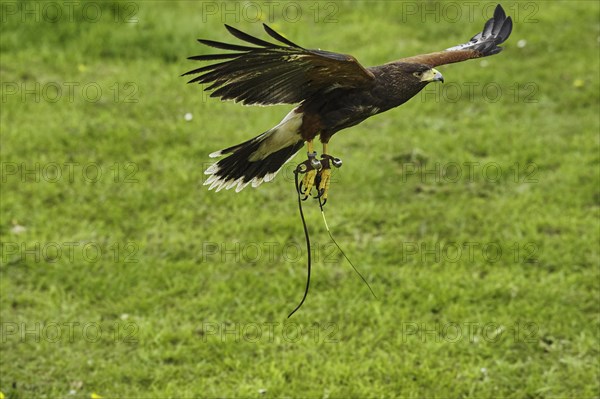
[1,0,598,397]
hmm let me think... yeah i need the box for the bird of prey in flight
[184,4,512,201]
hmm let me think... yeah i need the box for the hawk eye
[413,71,423,78]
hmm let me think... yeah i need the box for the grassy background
[1,0,599,397]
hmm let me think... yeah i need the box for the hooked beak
[421,68,444,83]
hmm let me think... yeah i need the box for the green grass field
[1,0,599,397]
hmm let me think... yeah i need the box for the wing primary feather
[491,6,506,36]
[482,17,494,38]
[498,17,513,42]
[187,53,243,61]
[182,60,232,77]
[470,31,483,42]
[262,24,303,48]
[224,24,279,48]
[197,39,255,52]
[493,4,506,22]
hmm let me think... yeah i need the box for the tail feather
[204,109,304,192]
[208,131,270,158]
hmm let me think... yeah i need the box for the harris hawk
[184,4,513,201]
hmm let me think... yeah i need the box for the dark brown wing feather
[396,4,513,67]
[183,24,374,105]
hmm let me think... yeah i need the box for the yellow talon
[301,169,317,196]
[298,140,338,202]
[318,168,332,200]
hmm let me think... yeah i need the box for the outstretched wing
[183,24,375,106]
[397,4,513,67]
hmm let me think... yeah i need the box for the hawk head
[391,63,445,92]
[413,67,444,84]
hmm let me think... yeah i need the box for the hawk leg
[297,142,342,203]
[299,141,322,199]
[315,143,342,205]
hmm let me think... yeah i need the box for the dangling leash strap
[288,158,377,318]
[317,196,377,299]
[288,162,313,318]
